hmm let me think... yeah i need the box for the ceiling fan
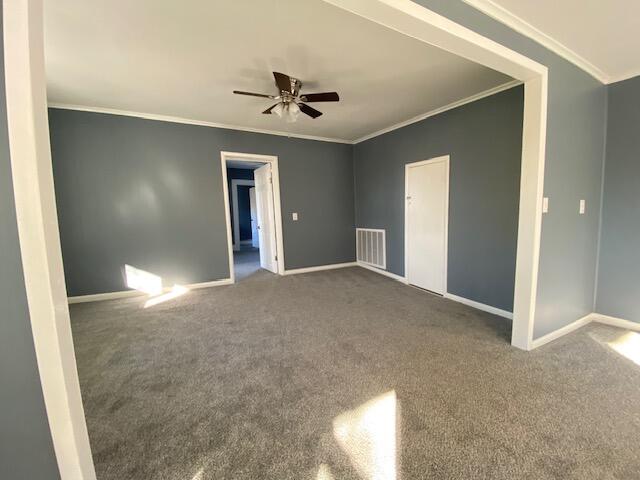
[233,71,339,123]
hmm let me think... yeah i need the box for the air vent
[356,228,386,269]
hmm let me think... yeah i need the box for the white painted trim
[325,0,548,351]
[68,278,233,304]
[221,152,286,279]
[3,1,96,478]
[357,262,408,283]
[510,76,547,350]
[48,103,352,144]
[283,262,357,275]
[231,179,255,251]
[404,155,450,295]
[12,1,550,477]
[592,313,640,332]
[444,293,513,320]
[354,80,521,143]
[461,0,609,84]
[530,314,593,349]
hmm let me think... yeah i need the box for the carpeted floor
[70,267,640,480]
[233,246,263,281]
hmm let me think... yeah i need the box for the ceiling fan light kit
[233,71,340,123]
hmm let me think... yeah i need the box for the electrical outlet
[579,199,586,214]
[542,197,549,213]
[292,212,298,221]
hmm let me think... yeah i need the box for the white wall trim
[325,0,548,351]
[13,1,551,477]
[220,151,286,280]
[51,82,526,146]
[353,80,521,143]
[530,314,593,349]
[357,262,408,283]
[68,278,233,304]
[592,313,640,332]
[283,262,357,275]
[404,156,450,295]
[230,179,255,251]
[444,293,513,320]
[461,0,609,84]
[48,103,353,144]
[4,1,97,478]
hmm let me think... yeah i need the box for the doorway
[405,156,450,294]
[221,152,285,282]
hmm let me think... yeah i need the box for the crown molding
[50,81,527,146]
[46,103,353,144]
[462,0,610,84]
[353,80,521,144]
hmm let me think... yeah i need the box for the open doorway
[221,152,285,282]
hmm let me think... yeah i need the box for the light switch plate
[579,199,586,214]
[542,197,549,213]
[292,212,298,221]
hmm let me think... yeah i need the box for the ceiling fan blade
[299,103,323,119]
[262,104,278,114]
[300,92,339,102]
[233,90,274,99]
[273,71,292,94]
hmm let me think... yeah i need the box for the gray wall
[412,1,607,339]
[49,109,355,296]
[355,86,523,312]
[0,9,61,479]
[596,76,640,323]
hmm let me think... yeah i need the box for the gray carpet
[233,247,263,281]
[70,267,640,480]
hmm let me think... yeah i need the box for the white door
[405,156,449,294]
[249,187,259,248]
[254,164,278,273]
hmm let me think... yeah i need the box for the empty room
[3,1,640,479]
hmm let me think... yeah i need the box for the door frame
[231,179,255,251]
[404,156,450,294]
[220,151,285,282]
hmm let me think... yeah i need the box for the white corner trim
[47,103,353,145]
[530,314,593,349]
[283,262,358,275]
[354,80,521,143]
[357,262,408,283]
[592,313,640,332]
[444,293,513,320]
[68,278,233,304]
[461,0,609,84]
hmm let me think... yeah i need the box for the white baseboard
[357,262,407,283]
[444,293,513,320]
[592,313,640,331]
[282,262,357,276]
[68,277,233,304]
[531,314,593,349]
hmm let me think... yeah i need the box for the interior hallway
[69,268,640,480]
[233,245,263,282]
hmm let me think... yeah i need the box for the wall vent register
[356,228,386,269]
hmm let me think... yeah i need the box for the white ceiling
[44,0,512,143]
[465,0,640,84]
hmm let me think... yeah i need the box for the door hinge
[275,255,278,261]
